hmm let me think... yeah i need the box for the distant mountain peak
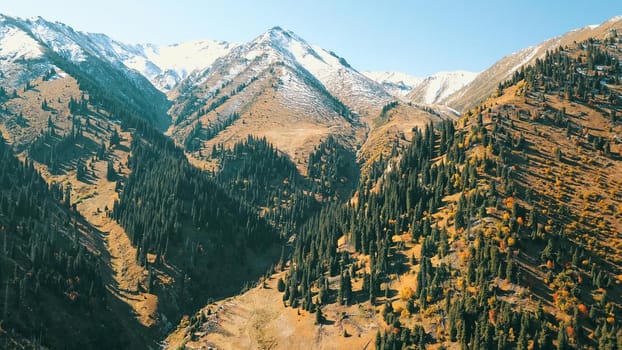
[269,25,285,32]
[266,25,297,37]
[406,70,478,104]
[362,71,423,97]
[363,70,477,103]
[253,25,307,49]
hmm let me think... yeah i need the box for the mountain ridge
[406,70,478,104]
[444,14,622,111]
[362,71,424,96]
[0,13,476,117]
[0,14,171,128]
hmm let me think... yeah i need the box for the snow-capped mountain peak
[406,70,479,105]
[244,26,322,64]
[362,71,424,96]
[363,70,479,104]
[174,25,391,118]
[249,26,390,111]
[0,16,61,88]
[258,26,300,44]
[122,39,237,91]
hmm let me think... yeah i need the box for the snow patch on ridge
[362,71,424,96]
[509,45,541,75]
[0,26,42,60]
[127,40,236,91]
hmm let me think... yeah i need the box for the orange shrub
[577,304,588,317]
[546,260,555,270]
[567,326,575,339]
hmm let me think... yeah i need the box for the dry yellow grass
[165,227,480,350]
[4,75,80,148]
[166,271,379,350]
[478,82,622,265]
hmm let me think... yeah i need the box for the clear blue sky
[3,0,622,77]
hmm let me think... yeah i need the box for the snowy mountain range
[405,70,478,104]
[120,40,237,92]
[0,14,170,127]
[0,13,488,168]
[166,26,387,165]
[121,27,476,108]
[11,12,620,131]
[171,26,394,116]
[362,70,478,105]
[0,14,479,114]
[362,71,424,96]
[162,26,464,168]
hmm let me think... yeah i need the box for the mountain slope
[362,71,424,96]
[167,27,374,170]
[0,15,288,348]
[406,70,478,104]
[120,40,236,92]
[0,135,136,349]
[166,26,446,175]
[0,58,171,346]
[0,14,170,129]
[444,15,622,112]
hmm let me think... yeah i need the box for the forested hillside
[0,137,132,349]
[212,135,320,236]
[112,127,280,312]
[0,39,286,347]
[168,36,622,350]
[4,11,622,350]
[278,37,622,350]
[280,36,622,349]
